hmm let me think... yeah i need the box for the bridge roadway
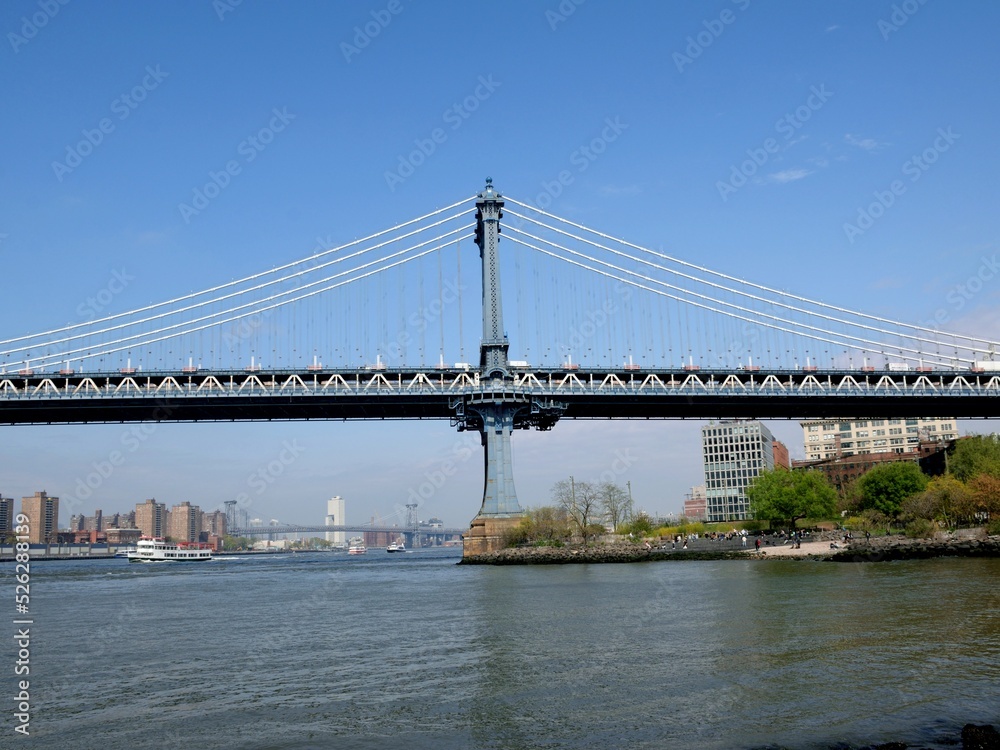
[229,524,464,538]
[2,365,999,424]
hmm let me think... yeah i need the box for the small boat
[114,547,137,558]
[127,538,213,563]
[386,540,406,553]
[347,537,367,555]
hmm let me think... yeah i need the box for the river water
[5,549,998,749]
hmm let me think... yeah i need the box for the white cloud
[768,168,812,183]
[845,133,885,151]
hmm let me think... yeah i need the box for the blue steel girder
[6,367,1000,423]
[450,392,567,432]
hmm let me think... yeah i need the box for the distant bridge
[229,524,464,542]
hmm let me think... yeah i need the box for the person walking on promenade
[755,537,761,552]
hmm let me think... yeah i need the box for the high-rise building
[21,491,59,544]
[105,511,135,529]
[201,510,227,537]
[702,421,775,522]
[325,496,346,546]
[168,501,201,542]
[800,417,958,461]
[0,495,14,537]
[135,499,166,538]
[85,509,103,532]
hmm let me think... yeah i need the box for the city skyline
[4,417,985,529]
[3,3,999,528]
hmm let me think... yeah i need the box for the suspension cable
[11,228,471,370]
[506,197,995,347]
[0,196,476,347]
[505,234,956,365]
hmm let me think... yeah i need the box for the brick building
[792,440,954,494]
[168,501,201,542]
[135,499,166,538]
[683,485,707,521]
[21,491,59,544]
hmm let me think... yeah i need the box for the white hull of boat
[127,538,213,563]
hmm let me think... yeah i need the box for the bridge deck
[1,367,998,424]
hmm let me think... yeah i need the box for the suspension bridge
[3,179,999,553]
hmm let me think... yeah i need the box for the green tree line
[748,434,1000,535]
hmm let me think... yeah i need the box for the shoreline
[459,533,1000,565]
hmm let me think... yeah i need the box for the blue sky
[2,1,999,529]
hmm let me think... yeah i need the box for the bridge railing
[2,367,999,400]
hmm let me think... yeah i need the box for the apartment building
[801,417,958,461]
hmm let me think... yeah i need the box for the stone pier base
[462,516,523,557]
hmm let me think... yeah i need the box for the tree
[966,474,1000,523]
[619,512,654,538]
[598,481,632,531]
[504,506,573,546]
[899,489,937,523]
[747,469,837,528]
[949,434,1000,482]
[529,505,573,542]
[222,534,254,550]
[552,477,601,545]
[856,461,928,517]
[905,475,970,528]
[837,477,864,515]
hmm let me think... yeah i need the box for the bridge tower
[405,501,421,549]
[224,500,237,534]
[459,179,565,556]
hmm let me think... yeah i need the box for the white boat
[386,540,406,552]
[347,537,367,555]
[127,538,213,563]
[114,547,137,558]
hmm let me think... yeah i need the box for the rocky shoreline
[827,533,1000,563]
[764,723,1000,750]
[458,543,747,565]
[458,533,1000,565]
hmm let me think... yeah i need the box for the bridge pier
[463,402,524,556]
[461,180,523,556]
[460,180,565,557]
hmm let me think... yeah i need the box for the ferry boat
[347,537,367,556]
[126,538,213,563]
[386,540,406,553]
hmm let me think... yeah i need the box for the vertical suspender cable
[457,237,463,364]
[437,245,445,363]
